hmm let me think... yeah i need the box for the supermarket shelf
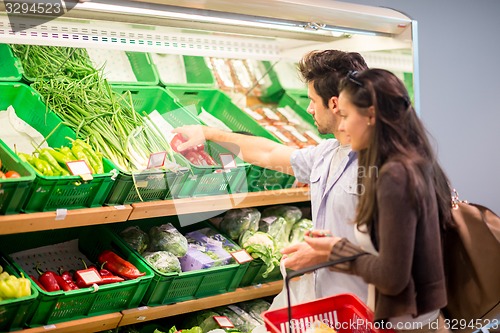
[119,280,283,326]
[19,313,122,333]
[16,281,282,333]
[0,205,133,235]
[129,187,311,220]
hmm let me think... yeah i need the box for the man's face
[306,82,338,135]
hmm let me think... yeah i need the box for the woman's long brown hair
[339,69,453,231]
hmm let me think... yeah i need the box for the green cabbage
[220,208,260,241]
[143,251,182,274]
[119,226,149,254]
[289,218,313,245]
[148,223,188,257]
[239,230,280,278]
[258,216,290,249]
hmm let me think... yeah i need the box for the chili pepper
[70,144,96,174]
[97,262,124,285]
[98,250,145,280]
[35,266,60,292]
[58,146,76,160]
[39,149,70,176]
[58,268,79,290]
[54,274,73,291]
[73,139,102,173]
[32,157,53,176]
[29,274,47,291]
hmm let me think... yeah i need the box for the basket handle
[284,253,366,333]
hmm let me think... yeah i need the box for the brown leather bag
[442,191,500,328]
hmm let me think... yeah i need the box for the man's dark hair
[298,50,368,107]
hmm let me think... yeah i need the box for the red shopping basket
[263,255,395,333]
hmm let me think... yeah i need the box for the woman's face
[338,91,374,151]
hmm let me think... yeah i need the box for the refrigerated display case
[0,1,417,331]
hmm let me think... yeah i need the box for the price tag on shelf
[230,249,253,264]
[213,316,235,328]
[219,153,236,169]
[66,160,93,180]
[147,151,167,169]
[55,208,68,221]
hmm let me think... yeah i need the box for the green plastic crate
[278,90,335,140]
[258,60,286,103]
[2,226,153,326]
[238,258,281,287]
[166,87,295,192]
[104,51,159,86]
[0,257,39,332]
[108,86,247,202]
[102,86,190,205]
[0,82,117,212]
[0,140,35,215]
[0,44,23,81]
[108,218,249,306]
[152,54,216,88]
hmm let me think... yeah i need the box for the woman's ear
[367,106,376,124]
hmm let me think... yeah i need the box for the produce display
[0,265,31,301]
[119,223,240,273]
[11,45,182,173]
[17,139,103,176]
[29,250,145,292]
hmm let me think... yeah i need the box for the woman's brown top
[328,160,447,320]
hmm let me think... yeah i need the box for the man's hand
[172,125,208,152]
[281,242,326,271]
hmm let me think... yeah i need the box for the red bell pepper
[35,267,60,292]
[97,262,125,285]
[98,250,145,280]
[29,274,47,291]
[198,150,217,166]
[170,133,204,153]
[59,268,79,290]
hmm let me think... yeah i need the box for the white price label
[230,250,254,264]
[213,316,235,328]
[147,151,167,169]
[66,160,93,179]
[219,153,236,169]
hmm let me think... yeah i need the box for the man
[173,50,369,301]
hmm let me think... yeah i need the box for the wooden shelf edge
[119,280,283,326]
[0,205,133,235]
[129,188,311,220]
[18,313,122,333]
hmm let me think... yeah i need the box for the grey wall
[340,0,500,213]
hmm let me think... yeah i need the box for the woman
[283,69,453,332]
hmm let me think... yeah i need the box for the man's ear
[329,96,338,113]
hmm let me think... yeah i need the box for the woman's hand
[281,230,342,270]
[172,125,207,152]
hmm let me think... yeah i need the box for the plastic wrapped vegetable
[148,223,188,257]
[143,251,182,274]
[182,310,221,333]
[261,205,302,242]
[220,208,260,241]
[237,299,271,324]
[261,205,302,224]
[120,226,149,254]
[258,216,290,249]
[215,305,261,333]
[289,218,313,245]
[179,235,232,271]
[187,227,239,254]
[239,230,280,278]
